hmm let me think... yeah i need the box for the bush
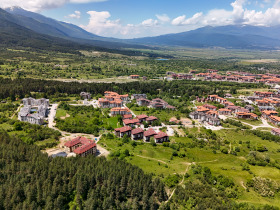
[221,148,228,154]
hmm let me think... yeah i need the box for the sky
[1,0,280,38]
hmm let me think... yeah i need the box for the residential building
[131,128,144,140]
[144,128,157,142]
[80,92,91,99]
[146,116,158,124]
[154,132,169,143]
[236,112,258,120]
[123,119,140,127]
[131,94,147,100]
[268,115,280,126]
[137,98,151,106]
[110,107,131,116]
[218,108,231,115]
[115,126,132,137]
[137,114,149,123]
[64,136,97,157]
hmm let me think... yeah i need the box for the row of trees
[0,77,266,100]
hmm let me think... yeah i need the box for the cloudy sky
[1,0,280,38]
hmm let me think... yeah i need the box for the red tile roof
[154,132,168,139]
[123,114,133,119]
[137,114,149,119]
[115,126,132,133]
[73,141,96,155]
[64,137,81,147]
[132,128,144,135]
[146,116,158,121]
[144,128,157,137]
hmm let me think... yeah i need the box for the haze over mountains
[2,6,280,50]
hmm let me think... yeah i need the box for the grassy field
[99,127,280,207]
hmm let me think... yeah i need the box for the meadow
[98,126,280,208]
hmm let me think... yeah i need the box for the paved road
[48,104,58,129]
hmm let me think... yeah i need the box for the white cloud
[0,0,107,12]
[172,13,203,25]
[65,10,81,19]
[81,11,130,36]
[141,19,158,27]
[170,0,280,28]
[70,0,106,3]
[156,14,170,22]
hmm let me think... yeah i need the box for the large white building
[18,98,49,125]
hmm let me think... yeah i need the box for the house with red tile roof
[64,136,97,157]
[115,126,132,137]
[123,114,133,120]
[146,116,158,124]
[262,110,278,120]
[203,104,217,111]
[111,107,131,116]
[144,128,157,142]
[73,141,97,157]
[268,115,280,126]
[218,108,231,115]
[123,119,140,127]
[136,114,149,123]
[236,112,258,120]
[154,132,169,143]
[131,128,144,140]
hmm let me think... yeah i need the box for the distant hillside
[0,8,97,53]
[4,7,147,50]
[5,6,100,40]
[130,25,280,50]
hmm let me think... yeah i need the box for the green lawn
[56,108,67,118]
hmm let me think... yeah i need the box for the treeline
[0,77,266,100]
[0,131,167,209]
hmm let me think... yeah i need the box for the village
[166,69,280,86]
[15,83,280,159]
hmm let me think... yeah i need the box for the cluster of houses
[136,95,176,110]
[115,126,169,143]
[190,93,260,126]
[98,91,129,108]
[122,114,158,127]
[114,113,169,143]
[64,136,97,157]
[195,70,280,85]
[18,97,49,125]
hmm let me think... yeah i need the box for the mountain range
[2,6,280,50]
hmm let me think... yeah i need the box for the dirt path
[166,159,218,203]
[136,155,168,164]
[240,181,247,190]
[10,104,22,119]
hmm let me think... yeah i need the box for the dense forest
[0,77,266,100]
[0,131,167,209]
